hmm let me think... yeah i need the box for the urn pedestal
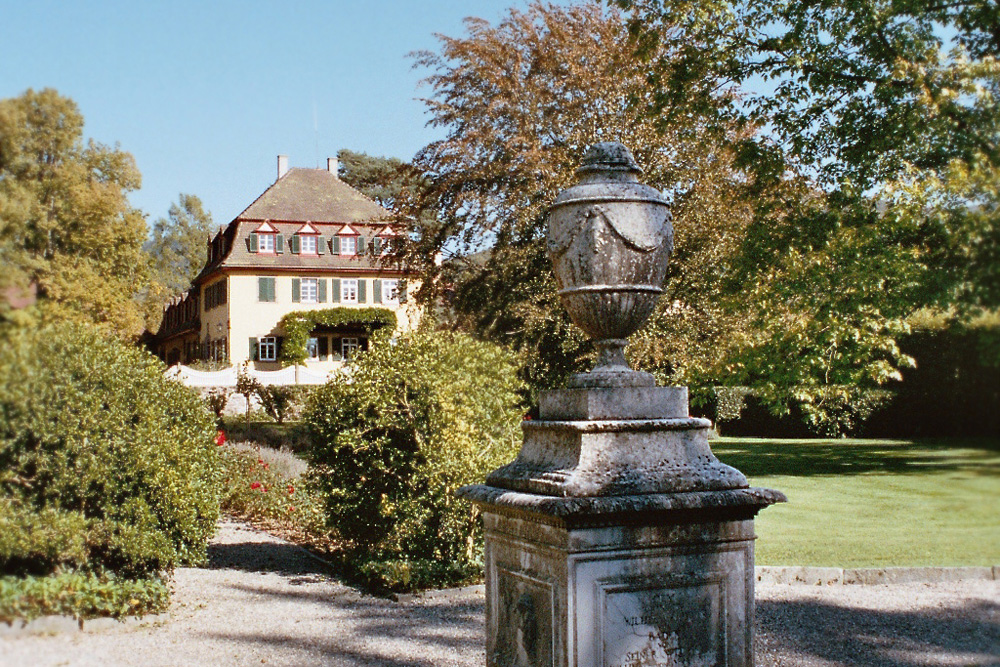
[459,388,783,667]
[457,143,783,667]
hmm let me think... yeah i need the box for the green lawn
[712,437,1000,567]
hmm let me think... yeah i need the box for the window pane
[342,337,359,359]
[341,279,358,303]
[301,278,318,302]
[258,234,274,252]
[306,337,319,360]
[340,236,357,255]
[260,336,276,361]
[383,279,398,303]
[301,235,317,253]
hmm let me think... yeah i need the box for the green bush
[255,384,296,424]
[0,572,169,623]
[0,322,221,581]
[304,331,523,591]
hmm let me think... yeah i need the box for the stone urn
[547,142,673,388]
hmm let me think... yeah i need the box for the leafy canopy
[0,88,148,337]
[407,1,758,392]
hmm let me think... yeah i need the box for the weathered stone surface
[546,142,673,389]
[485,417,747,497]
[539,386,688,420]
[478,500,764,667]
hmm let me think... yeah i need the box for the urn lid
[549,142,671,253]
[576,142,642,175]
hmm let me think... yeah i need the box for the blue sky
[1,1,534,227]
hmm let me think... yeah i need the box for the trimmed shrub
[0,322,221,581]
[304,331,523,590]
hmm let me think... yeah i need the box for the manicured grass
[712,437,1000,567]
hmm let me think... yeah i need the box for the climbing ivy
[279,308,397,365]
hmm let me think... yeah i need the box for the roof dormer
[248,221,283,254]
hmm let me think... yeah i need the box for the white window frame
[300,278,318,303]
[306,337,319,361]
[341,279,358,303]
[382,279,399,304]
[340,235,357,256]
[300,235,317,254]
[259,336,277,361]
[257,233,275,253]
[341,337,360,360]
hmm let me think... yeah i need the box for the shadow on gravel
[757,597,1000,666]
[208,590,483,665]
[207,540,334,577]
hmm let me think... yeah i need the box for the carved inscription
[603,582,723,667]
[492,569,554,667]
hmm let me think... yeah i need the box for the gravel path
[1,519,997,666]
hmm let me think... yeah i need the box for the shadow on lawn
[712,439,1000,477]
[756,595,1000,666]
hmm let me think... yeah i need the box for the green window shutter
[358,279,367,303]
[317,236,325,255]
[292,278,300,303]
[373,237,382,254]
[333,236,341,255]
[373,279,382,304]
[276,235,284,253]
[332,337,343,361]
[268,277,276,302]
[250,337,259,361]
[318,278,327,303]
[399,279,408,303]
[318,336,329,360]
[331,278,340,303]
[358,236,366,254]
[290,235,300,254]
[276,337,284,360]
[248,233,259,253]
[258,277,267,302]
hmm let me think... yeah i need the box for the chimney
[277,154,289,180]
[327,157,339,178]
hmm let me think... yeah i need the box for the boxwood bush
[303,330,523,590]
[0,322,221,582]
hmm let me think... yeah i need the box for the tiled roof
[191,167,408,283]
[237,168,391,223]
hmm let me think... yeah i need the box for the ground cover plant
[713,437,1000,567]
[304,330,523,592]
[0,322,222,621]
[217,441,322,533]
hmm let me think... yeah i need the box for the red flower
[288,505,296,512]
[250,481,262,490]
[523,413,533,421]
[287,484,295,495]
[215,430,226,446]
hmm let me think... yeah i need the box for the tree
[336,149,412,210]
[407,1,759,392]
[620,0,1000,314]
[145,194,218,296]
[0,88,148,337]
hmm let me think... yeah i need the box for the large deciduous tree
[620,0,999,315]
[145,193,218,296]
[0,88,148,337]
[407,1,759,393]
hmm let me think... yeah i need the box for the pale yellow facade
[198,270,420,372]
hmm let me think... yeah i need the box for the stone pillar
[457,143,784,667]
